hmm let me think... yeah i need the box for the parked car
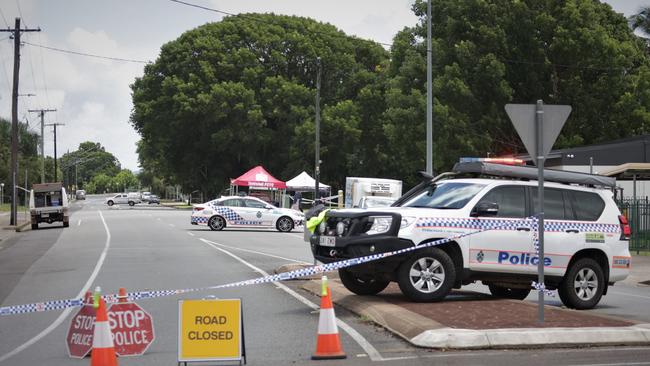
[141,191,152,202]
[148,195,160,204]
[106,193,141,206]
[309,160,631,310]
[30,182,69,229]
[191,196,304,232]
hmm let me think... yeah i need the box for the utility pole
[29,108,57,183]
[426,0,433,175]
[314,57,321,203]
[46,123,65,182]
[1,18,41,226]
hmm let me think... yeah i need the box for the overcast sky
[0,0,647,171]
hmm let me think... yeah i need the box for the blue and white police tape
[4,215,610,317]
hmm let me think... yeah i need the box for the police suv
[309,161,632,309]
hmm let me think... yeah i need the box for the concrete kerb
[299,276,650,350]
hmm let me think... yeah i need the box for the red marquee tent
[230,166,287,189]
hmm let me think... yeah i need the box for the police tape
[2,215,611,317]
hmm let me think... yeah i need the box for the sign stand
[178,298,246,365]
[505,100,571,323]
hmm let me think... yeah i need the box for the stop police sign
[108,302,155,356]
[66,301,155,358]
[66,304,96,358]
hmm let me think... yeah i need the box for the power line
[168,0,393,47]
[36,32,50,105]
[22,41,150,64]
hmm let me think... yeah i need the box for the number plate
[41,213,49,218]
[319,236,336,247]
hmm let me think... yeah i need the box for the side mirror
[265,205,273,210]
[471,202,499,217]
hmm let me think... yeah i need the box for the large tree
[384,0,650,185]
[60,141,121,189]
[131,13,388,196]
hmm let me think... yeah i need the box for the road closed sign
[108,302,155,356]
[178,299,244,363]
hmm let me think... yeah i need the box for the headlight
[400,216,416,228]
[367,216,392,235]
[319,221,327,234]
[336,221,346,236]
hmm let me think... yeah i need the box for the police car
[309,160,631,309]
[191,196,304,232]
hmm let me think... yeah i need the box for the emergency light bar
[459,157,525,165]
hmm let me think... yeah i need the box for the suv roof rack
[452,162,616,188]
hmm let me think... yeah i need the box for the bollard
[338,190,343,208]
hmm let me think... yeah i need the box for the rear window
[570,191,605,221]
[402,182,486,209]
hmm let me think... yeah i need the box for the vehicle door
[240,198,270,226]
[530,187,582,277]
[218,198,247,225]
[115,194,128,204]
[468,185,534,274]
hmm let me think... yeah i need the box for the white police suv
[191,196,304,232]
[309,161,631,309]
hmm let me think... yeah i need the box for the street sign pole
[535,100,545,323]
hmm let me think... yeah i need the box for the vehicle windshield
[363,197,395,208]
[402,182,486,209]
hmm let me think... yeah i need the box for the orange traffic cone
[90,288,118,366]
[312,276,346,360]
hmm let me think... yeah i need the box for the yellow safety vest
[306,209,330,234]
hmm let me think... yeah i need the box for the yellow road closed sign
[178,299,244,363]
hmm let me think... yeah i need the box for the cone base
[311,353,347,360]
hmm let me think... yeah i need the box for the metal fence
[617,199,650,253]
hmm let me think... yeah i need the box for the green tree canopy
[131,13,388,196]
[60,141,121,189]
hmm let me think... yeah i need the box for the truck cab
[30,182,69,229]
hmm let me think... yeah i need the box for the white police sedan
[191,196,304,232]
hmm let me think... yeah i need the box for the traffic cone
[90,288,118,366]
[312,276,346,360]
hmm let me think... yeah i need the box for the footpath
[0,212,30,250]
[285,258,650,349]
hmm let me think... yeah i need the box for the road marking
[77,219,82,226]
[0,210,112,363]
[199,238,310,264]
[198,238,384,361]
[157,218,161,221]
[169,223,175,227]
[187,232,195,237]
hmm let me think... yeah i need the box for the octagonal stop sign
[66,303,96,358]
[108,302,155,356]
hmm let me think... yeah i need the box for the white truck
[30,182,69,229]
[344,177,402,208]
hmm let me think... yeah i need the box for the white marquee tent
[285,171,331,192]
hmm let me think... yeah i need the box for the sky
[0,0,647,172]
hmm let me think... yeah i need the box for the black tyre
[276,216,294,232]
[128,201,135,206]
[558,258,605,309]
[107,200,114,206]
[31,223,38,230]
[63,221,69,228]
[338,268,390,295]
[208,216,226,231]
[397,247,456,302]
[488,284,531,300]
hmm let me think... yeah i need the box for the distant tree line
[131,0,650,197]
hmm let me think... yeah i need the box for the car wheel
[208,216,226,231]
[338,268,390,295]
[107,200,114,206]
[488,284,531,300]
[558,258,605,309]
[276,216,294,232]
[31,223,38,230]
[63,221,69,228]
[128,201,135,206]
[397,248,455,302]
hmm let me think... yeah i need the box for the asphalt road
[1,195,649,366]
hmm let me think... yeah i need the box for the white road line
[77,219,82,226]
[199,238,310,264]
[0,210,112,363]
[187,232,195,237]
[198,238,384,362]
